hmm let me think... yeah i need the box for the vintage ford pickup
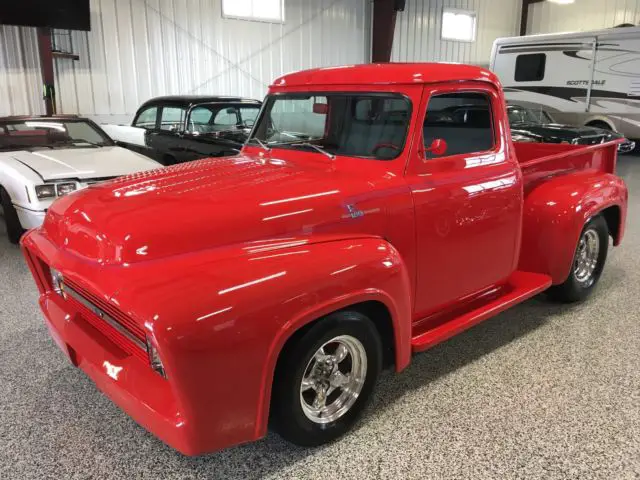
[21,63,627,455]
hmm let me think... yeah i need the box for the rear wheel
[271,311,382,447]
[0,187,25,244]
[547,215,609,302]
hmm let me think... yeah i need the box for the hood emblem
[344,204,365,219]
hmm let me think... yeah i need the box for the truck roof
[272,63,499,88]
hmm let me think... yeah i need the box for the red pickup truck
[21,63,627,456]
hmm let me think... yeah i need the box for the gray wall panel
[0,0,370,122]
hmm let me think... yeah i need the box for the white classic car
[0,115,162,244]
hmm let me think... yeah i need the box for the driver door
[406,82,522,320]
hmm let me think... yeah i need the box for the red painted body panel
[20,63,627,455]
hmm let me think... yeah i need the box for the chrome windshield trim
[63,284,147,351]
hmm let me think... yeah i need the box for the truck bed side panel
[515,141,627,283]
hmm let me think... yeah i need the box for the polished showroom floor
[1,156,639,480]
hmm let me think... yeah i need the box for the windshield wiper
[288,142,335,160]
[248,137,271,152]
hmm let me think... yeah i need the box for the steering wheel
[372,143,402,155]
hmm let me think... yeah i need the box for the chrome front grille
[62,278,148,363]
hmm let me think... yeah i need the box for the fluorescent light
[547,0,575,4]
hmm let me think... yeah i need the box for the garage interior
[1,0,639,478]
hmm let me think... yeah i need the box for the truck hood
[42,153,388,264]
[10,146,161,181]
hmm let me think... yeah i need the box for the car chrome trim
[63,283,147,351]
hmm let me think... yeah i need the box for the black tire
[0,187,25,244]
[547,215,609,303]
[271,311,382,447]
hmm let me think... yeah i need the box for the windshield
[0,119,113,151]
[249,93,411,160]
[187,104,261,134]
[507,106,554,125]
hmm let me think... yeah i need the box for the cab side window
[159,106,186,132]
[423,92,494,158]
[187,106,214,133]
[133,106,158,130]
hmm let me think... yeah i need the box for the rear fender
[519,171,627,284]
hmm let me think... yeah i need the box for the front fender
[112,236,412,453]
[519,171,627,284]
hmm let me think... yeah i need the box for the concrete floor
[1,157,639,480]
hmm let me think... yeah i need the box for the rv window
[515,53,546,82]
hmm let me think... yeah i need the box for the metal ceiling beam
[520,0,545,36]
[371,0,405,63]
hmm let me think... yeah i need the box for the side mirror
[313,103,328,114]
[424,138,447,157]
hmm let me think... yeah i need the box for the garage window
[222,0,284,23]
[515,53,546,82]
[442,9,477,42]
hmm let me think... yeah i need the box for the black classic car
[507,104,636,153]
[103,96,262,165]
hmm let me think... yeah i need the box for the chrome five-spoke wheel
[300,335,367,424]
[548,214,609,303]
[271,311,382,446]
[573,228,600,285]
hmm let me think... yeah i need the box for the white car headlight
[35,184,57,199]
[56,182,77,196]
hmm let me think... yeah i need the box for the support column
[520,0,545,36]
[371,0,404,63]
[36,27,56,115]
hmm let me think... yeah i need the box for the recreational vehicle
[491,26,640,140]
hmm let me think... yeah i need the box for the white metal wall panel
[391,0,521,67]
[0,0,370,122]
[0,26,44,116]
[528,0,640,35]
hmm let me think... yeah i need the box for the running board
[411,271,552,353]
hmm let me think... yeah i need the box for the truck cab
[22,63,627,455]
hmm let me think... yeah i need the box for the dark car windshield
[249,93,411,160]
[0,119,114,151]
[507,106,554,125]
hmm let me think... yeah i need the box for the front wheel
[271,311,382,447]
[0,187,25,244]
[547,215,609,302]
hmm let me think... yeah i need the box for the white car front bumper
[15,205,47,230]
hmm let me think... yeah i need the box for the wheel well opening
[269,300,396,425]
[601,205,621,243]
[274,301,396,380]
[339,301,395,369]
